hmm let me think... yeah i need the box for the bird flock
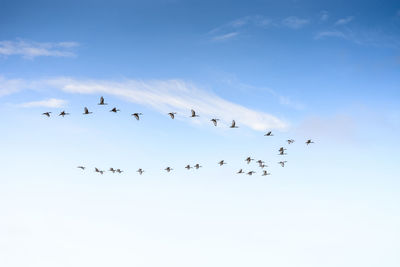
[42,96,315,176]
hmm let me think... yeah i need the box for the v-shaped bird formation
[43,96,315,177]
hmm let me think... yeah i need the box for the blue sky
[1,0,400,266]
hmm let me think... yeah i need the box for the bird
[247,171,256,176]
[131,113,143,120]
[260,164,267,169]
[278,147,287,155]
[230,120,238,128]
[95,168,104,175]
[59,110,69,117]
[165,167,173,172]
[256,160,265,165]
[110,107,120,113]
[190,109,199,117]
[210,118,219,126]
[245,157,254,164]
[194,164,202,169]
[83,107,92,115]
[218,160,227,166]
[77,166,85,170]
[306,139,314,145]
[42,112,51,117]
[137,168,144,175]
[116,169,123,173]
[278,161,287,167]
[262,170,271,176]
[185,164,193,170]
[98,96,107,105]
[287,139,295,144]
[168,112,177,119]
[237,169,244,174]
[264,131,273,136]
[109,168,116,173]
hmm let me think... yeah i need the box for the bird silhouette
[262,170,271,176]
[218,160,227,166]
[109,168,116,173]
[116,169,123,173]
[132,113,143,120]
[185,164,193,170]
[83,107,92,115]
[230,120,238,128]
[95,168,104,175]
[190,109,199,117]
[110,107,120,113]
[287,139,295,144]
[59,111,69,117]
[137,168,144,175]
[306,139,314,145]
[247,171,256,176]
[42,112,51,117]
[264,131,273,136]
[77,166,85,170]
[278,147,287,155]
[245,157,254,164]
[237,169,244,174]
[98,96,107,105]
[278,161,287,167]
[260,163,267,169]
[168,112,177,119]
[211,118,219,126]
[165,167,173,172]
[194,163,202,169]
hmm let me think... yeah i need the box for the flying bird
[287,139,295,144]
[264,131,273,136]
[83,107,92,115]
[77,166,85,170]
[98,96,107,105]
[194,164,202,169]
[230,120,238,128]
[210,118,219,126]
[59,110,69,117]
[131,113,143,120]
[168,112,177,119]
[42,112,51,117]
[109,168,116,173]
[116,169,123,173]
[278,147,287,155]
[137,168,144,175]
[260,164,267,169]
[237,169,244,174]
[165,167,173,172]
[262,170,271,176]
[95,168,104,175]
[245,157,254,164]
[306,139,314,145]
[190,109,199,117]
[110,107,120,113]
[247,171,256,176]
[185,164,193,170]
[218,160,227,166]
[278,161,287,167]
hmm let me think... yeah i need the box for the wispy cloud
[0,39,79,59]
[282,16,310,29]
[335,16,354,26]
[18,98,67,108]
[212,32,239,41]
[0,76,26,97]
[319,11,329,21]
[1,77,288,131]
[314,30,347,39]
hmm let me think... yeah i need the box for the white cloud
[335,16,354,26]
[18,98,67,108]
[319,11,329,21]
[0,39,79,59]
[0,76,26,97]
[212,32,239,41]
[314,30,347,39]
[282,16,310,29]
